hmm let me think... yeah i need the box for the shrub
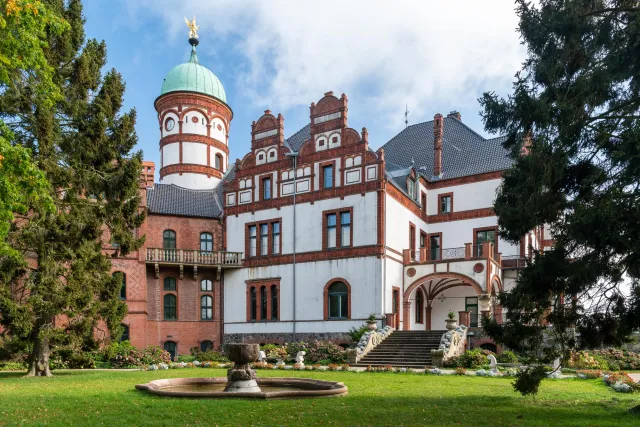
[0,361,26,371]
[141,346,171,365]
[568,351,609,370]
[284,341,346,364]
[101,341,142,368]
[457,349,488,369]
[497,350,519,364]
[267,346,288,360]
[177,355,196,363]
[348,324,369,343]
[454,367,467,375]
[576,369,603,379]
[190,349,228,363]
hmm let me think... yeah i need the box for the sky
[83,0,525,171]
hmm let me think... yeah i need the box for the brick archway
[403,272,483,331]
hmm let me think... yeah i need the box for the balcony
[501,255,527,270]
[146,248,243,279]
[403,242,502,296]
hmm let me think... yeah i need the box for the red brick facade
[110,212,225,355]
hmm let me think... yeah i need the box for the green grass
[0,369,637,426]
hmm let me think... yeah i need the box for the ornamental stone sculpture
[223,343,261,393]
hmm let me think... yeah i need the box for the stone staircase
[353,330,445,369]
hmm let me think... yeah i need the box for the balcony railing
[501,255,527,269]
[146,248,243,267]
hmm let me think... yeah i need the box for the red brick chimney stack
[433,113,444,176]
[447,111,461,121]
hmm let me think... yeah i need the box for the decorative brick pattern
[159,163,223,179]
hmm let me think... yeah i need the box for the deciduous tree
[0,0,144,376]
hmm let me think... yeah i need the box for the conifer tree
[0,0,144,376]
[479,0,640,395]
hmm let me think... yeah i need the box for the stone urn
[224,343,261,393]
[367,322,378,331]
[445,318,457,331]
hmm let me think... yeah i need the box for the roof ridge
[444,116,486,141]
[152,183,216,193]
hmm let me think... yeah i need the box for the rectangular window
[439,194,452,213]
[466,297,479,327]
[430,234,441,260]
[409,224,416,258]
[421,192,427,213]
[420,231,427,248]
[323,165,333,189]
[249,226,257,257]
[263,177,271,200]
[408,180,415,200]
[327,214,337,248]
[260,224,268,255]
[340,212,351,247]
[272,222,280,254]
[475,229,496,256]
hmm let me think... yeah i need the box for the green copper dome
[160,45,226,102]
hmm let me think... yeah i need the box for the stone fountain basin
[135,377,348,399]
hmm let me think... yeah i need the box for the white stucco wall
[181,142,207,165]
[224,256,383,334]
[428,179,501,215]
[427,216,519,257]
[162,143,179,167]
[181,110,208,135]
[160,172,218,189]
[384,194,428,253]
[226,193,378,255]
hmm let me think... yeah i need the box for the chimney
[140,161,155,188]
[520,130,532,156]
[433,114,443,177]
[447,111,461,121]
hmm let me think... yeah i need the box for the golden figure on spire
[184,16,200,39]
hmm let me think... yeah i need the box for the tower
[154,26,233,189]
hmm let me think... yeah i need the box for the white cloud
[127,0,524,131]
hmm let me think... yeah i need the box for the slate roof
[147,183,223,218]
[381,117,511,181]
[285,124,310,151]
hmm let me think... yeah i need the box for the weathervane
[405,103,409,129]
[184,16,200,40]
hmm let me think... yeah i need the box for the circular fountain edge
[135,377,348,400]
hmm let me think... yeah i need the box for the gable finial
[405,103,409,129]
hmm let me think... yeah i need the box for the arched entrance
[403,273,483,331]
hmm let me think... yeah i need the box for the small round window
[165,118,175,132]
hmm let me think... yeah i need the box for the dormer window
[332,136,338,143]
[258,154,264,161]
[407,179,416,200]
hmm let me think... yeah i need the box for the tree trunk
[25,333,52,377]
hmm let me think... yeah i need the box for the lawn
[0,369,638,426]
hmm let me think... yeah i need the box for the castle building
[112,36,551,359]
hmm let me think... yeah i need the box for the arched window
[215,154,222,170]
[201,295,213,320]
[200,279,212,292]
[163,230,176,248]
[200,340,213,352]
[164,294,177,320]
[271,285,278,320]
[250,287,257,321]
[260,286,267,320]
[120,324,130,342]
[164,341,177,361]
[113,272,126,300]
[328,281,349,319]
[164,277,176,291]
[415,290,424,324]
[200,232,213,252]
